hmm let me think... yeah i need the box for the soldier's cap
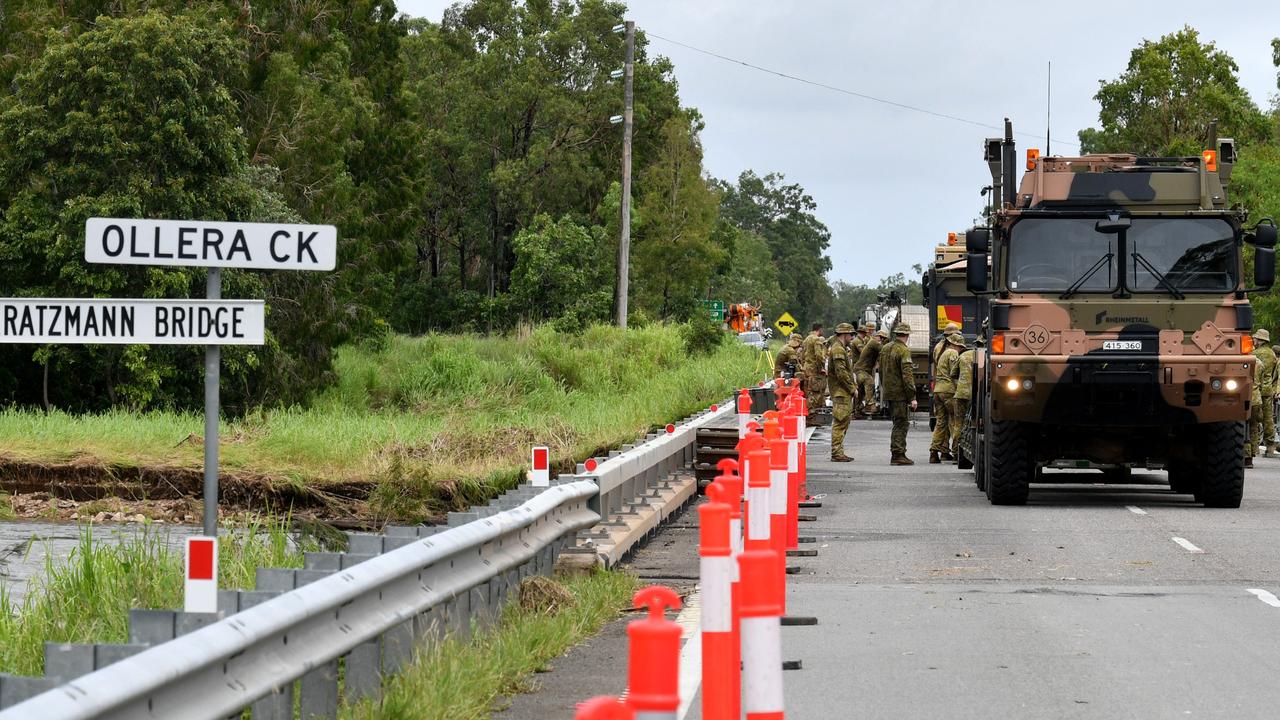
[864,322,875,331]
[1254,328,1271,342]
[893,322,911,335]
[944,322,960,334]
[947,333,966,346]
[788,333,803,344]
[973,337,986,346]
[875,329,890,339]
[834,322,856,335]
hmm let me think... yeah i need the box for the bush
[681,315,726,356]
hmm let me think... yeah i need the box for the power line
[646,31,1080,151]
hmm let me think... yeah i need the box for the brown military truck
[923,233,987,430]
[965,119,1277,507]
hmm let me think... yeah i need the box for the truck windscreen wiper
[1131,251,1185,300]
[1059,252,1114,299]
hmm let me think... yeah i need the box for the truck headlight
[1226,379,1238,392]
[1211,379,1222,391]
[1006,378,1020,392]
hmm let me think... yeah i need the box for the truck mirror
[921,272,931,304]
[1255,246,1276,290]
[966,228,990,253]
[966,252,988,293]
[1253,223,1277,249]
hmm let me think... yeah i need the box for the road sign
[0,298,265,345]
[85,218,337,270]
[702,299,725,322]
[774,311,798,336]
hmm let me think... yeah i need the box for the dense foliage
[0,0,831,412]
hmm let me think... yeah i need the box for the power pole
[615,20,635,328]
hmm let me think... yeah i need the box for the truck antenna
[1045,61,1051,156]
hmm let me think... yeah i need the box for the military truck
[923,233,987,429]
[964,119,1276,507]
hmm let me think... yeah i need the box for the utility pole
[615,20,635,328]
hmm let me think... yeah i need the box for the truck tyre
[957,445,973,470]
[1194,421,1245,508]
[987,420,1031,505]
[1167,466,1199,495]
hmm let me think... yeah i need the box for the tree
[508,214,611,329]
[1078,26,1270,155]
[710,223,785,317]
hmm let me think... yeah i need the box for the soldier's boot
[891,453,915,466]
[831,453,853,463]
[940,452,955,462]
[929,450,941,464]
[1267,445,1278,458]
[1246,456,1255,468]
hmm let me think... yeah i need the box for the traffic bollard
[768,437,790,613]
[700,485,736,720]
[745,448,773,552]
[714,458,745,720]
[782,413,801,551]
[576,697,635,720]
[740,550,785,720]
[738,387,752,439]
[627,586,683,720]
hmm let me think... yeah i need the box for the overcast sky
[396,0,1280,287]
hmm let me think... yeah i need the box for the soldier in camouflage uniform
[930,333,964,463]
[878,323,918,465]
[1248,358,1263,468]
[800,323,827,418]
[932,322,960,367]
[826,323,858,462]
[774,332,803,379]
[1251,329,1278,457]
[855,326,885,417]
[954,338,978,465]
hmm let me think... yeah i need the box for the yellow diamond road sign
[774,312,798,337]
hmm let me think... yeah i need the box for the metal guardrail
[0,399,740,719]
[0,481,597,720]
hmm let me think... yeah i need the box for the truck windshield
[1007,217,1238,294]
[1007,218,1115,292]
[1127,218,1236,293]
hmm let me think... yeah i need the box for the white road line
[1126,506,1148,515]
[1247,588,1280,608]
[1172,536,1205,554]
[675,586,703,720]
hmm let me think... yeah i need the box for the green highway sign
[702,299,725,322]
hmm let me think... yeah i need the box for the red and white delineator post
[700,484,736,720]
[744,448,773,553]
[627,586,683,720]
[184,536,218,613]
[740,549,785,720]
[767,436,790,614]
[531,445,550,487]
[738,387,753,439]
[714,458,744,720]
[576,697,635,720]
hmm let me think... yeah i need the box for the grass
[341,570,637,720]
[0,491,13,520]
[0,515,313,675]
[0,324,764,518]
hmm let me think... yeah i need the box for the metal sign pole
[203,267,221,537]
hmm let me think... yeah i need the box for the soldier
[932,322,960,367]
[800,323,827,418]
[826,323,858,461]
[1248,358,1263,468]
[930,333,963,463]
[878,323,918,465]
[954,337,978,464]
[775,332,803,379]
[1252,329,1278,457]
[854,327,886,417]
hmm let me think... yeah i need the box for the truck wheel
[987,420,1031,505]
[1167,467,1199,495]
[1194,421,1245,508]
[957,445,973,470]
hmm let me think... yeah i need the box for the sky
[396,0,1280,287]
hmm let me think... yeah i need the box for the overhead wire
[645,31,1080,151]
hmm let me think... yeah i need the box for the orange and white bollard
[627,586,683,720]
[738,387,753,439]
[745,448,773,553]
[700,484,736,720]
[768,437,790,613]
[576,697,635,720]
[714,458,745,720]
[782,413,801,551]
[740,549,785,720]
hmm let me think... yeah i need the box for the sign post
[204,268,221,537]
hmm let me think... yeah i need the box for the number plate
[1102,340,1142,351]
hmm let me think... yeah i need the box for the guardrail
[0,397,744,719]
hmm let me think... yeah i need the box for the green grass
[0,516,313,675]
[0,491,13,520]
[341,570,637,720]
[0,324,764,518]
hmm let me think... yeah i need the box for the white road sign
[0,298,265,345]
[84,218,337,271]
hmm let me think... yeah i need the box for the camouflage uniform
[1248,360,1263,465]
[854,327,885,416]
[954,345,977,462]
[1251,330,1278,456]
[878,323,917,464]
[930,334,963,462]
[775,333,803,378]
[800,329,827,414]
[827,323,858,461]
[931,322,960,368]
